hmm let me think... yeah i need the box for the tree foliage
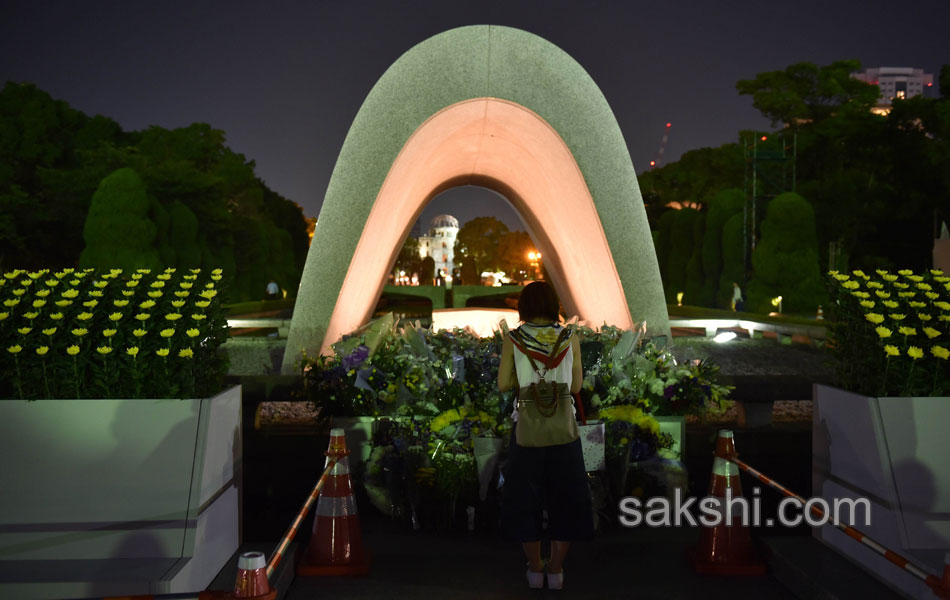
[701,188,744,307]
[0,82,310,301]
[453,217,509,277]
[496,230,537,282]
[747,193,826,313]
[736,60,879,127]
[79,168,161,271]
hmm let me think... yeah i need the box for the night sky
[2,0,947,233]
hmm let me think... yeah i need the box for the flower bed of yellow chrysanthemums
[1,267,229,399]
[826,268,950,397]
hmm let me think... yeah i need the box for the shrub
[701,188,744,307]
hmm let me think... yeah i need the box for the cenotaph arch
[281,25,669,372]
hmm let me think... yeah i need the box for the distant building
[852,67,934,115]
[417,214,459,281]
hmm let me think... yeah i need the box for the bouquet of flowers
[826,268,950,397]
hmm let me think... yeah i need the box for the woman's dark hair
[517,281,561,322]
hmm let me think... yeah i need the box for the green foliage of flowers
[0,267,229,399]
[827,268,950,397]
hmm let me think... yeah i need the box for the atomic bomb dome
[418,214,460,282]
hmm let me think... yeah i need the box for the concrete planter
[0,385,242,600]
[813,384,949,599]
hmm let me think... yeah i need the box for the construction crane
[649,122,672,169]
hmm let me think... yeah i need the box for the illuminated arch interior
[320,97,634,352]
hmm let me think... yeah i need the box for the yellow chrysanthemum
[894,282,910,289]
[866,281,883,289]
[199,289,217,299]
[875,291,891,299]
[889,314,906,321]
[150,280,165,288]
[931,346,950,360]
[898,269,913,276]
[171,300,185,308]
[147,291,163,298]
[108,312,123,321]
[36,346,49,356]
[832,272,849,281]
[7,344,23,354]
[113,300,129,307]
[178,348,194,358]
[925,292,940,300]
[864,313,885,324]
[132,328,147,337]
[55,300,72,307]
[156,274,171,281]
[3,298,20,307]
[96,346,113,355]
[49,312,63,320]
[0,312,8,321]
[126,346,140,357]
[185,328,200,337]
[102,329,117,338]
[908,301,926,308]
[907,346,924,360]
[194,301,211,308]
[191,314,207,321]
[916,282,932,291]
[165,313,182,321]
[156,348,170,357]
[882,274,898,282]
[17,326,31,335]
[76,312,93,321]
[83,299,98,308]
[160,328,175,338]
[898,291,916,297]
[882,300,898,309]
[126,280,140,287]
[66,344,80,356]
[923,327,941,339]
[884,345,900,357]
[898,326,916,336]
[174,291,189,298]
[139,300,156,309]
[918,313,932,322]
[23,311,39,320]
[42,327,56,335]
[842,280,860,290]
[935,302,950,311]
[908,275,924,283]
[860,300,876,309]
[179,282,193,289]
[211,268,222,275]
[211,274,222,281]
[93,280,108,289]
[35,288,51,297]
[12,288,26,297]
[71,328,88,337]
[135,313,150,321]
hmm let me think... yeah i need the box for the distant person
[498,281,592,591]
[265,279,280,300]
[732,282,744,312]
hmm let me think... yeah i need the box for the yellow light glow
[676,292,684,307]
[431,308,520,337]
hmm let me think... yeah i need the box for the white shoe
[526,563,545,589]
[546,569,564,590]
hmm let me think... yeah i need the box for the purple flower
[663,385,676,399]
[342,345,369,371]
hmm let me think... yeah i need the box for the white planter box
[0,385,242,600]
[813,384,949,599]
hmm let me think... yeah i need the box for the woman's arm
[570,334,583,394]
[498,334,517,392]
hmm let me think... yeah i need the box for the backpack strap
[511,326,571,380]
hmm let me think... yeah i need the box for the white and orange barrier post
[297,427,371,576]
[690,429,767,575]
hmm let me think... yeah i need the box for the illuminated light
[928,82,933,87]
[713,331,737,344]
[431,308,520,337]
[666,122,671,128]
[760,136,768,141]
[676,291,684,307]
[313,97,635,354]
[649,160,656,167]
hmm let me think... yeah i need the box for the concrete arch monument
[282,25,669,372]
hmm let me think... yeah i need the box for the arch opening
[321,97,634,352]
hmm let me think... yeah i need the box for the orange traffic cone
[232,551,276,599]
[297,427,371,576]
[690,430,766,575]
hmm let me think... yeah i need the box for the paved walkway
[257,514,797,600]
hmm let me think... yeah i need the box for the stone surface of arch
[282,25,669,372]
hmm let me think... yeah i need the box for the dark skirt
[500,429,594,542]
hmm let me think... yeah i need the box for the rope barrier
[264,454,340,580]
[729,455,950,598]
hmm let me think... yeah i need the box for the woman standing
[498,281,594,590]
